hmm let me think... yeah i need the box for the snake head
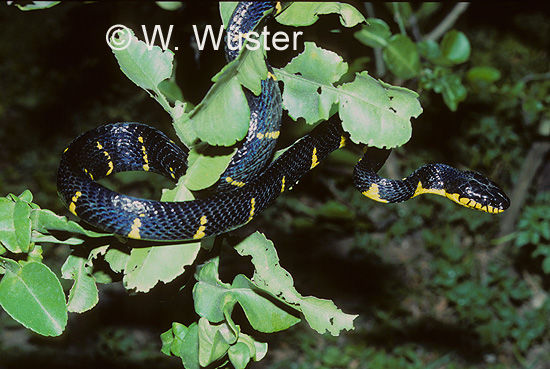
[450,171,511,213]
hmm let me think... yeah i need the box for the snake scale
[57,2,510,241]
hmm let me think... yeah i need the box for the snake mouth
[460,171,511,212]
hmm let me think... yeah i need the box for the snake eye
[463,171,510,211]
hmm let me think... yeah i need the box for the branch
[425,3,469,41]
[363,2,385,78]
[494,140,550,252]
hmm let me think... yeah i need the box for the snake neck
[225,1,277,62]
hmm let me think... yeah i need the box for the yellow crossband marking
[102,151,113,176]
[106,160,114,176]
[257,131,279,139]
[267,71,277,80]
[339,135,346,148]
[362,183,388,203]
[84,168,94,180]
[193,215,208,239]
[225,176,245,187]
[281,176,286,193]
[311,147,319,169]
[128,217,142,239]
[169,166,176,179]
[69,191,82,215]
[96,141,114,176]
[138,136,150,171]
[248,198,256,222]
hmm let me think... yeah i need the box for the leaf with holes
[61,254,99,313]
[275,42,347,124]
[120,184,200,293]
[193,259,300,333]
[338,71,422,148]
[235,232,357,336]
[276,2,366,27]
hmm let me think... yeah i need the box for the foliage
[2,1,550,368]
[515,192,550,273]
[354,9,471,111]
[0,2,422,368]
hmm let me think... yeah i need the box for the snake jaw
[455,171,511,213]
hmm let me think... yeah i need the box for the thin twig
[392,3,408,36]
[425,3,469,41]
[521,71,550,84]
[363,2,386,77]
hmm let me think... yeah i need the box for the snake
[57,1,510,242]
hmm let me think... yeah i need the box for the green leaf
[237,333,268,362]
[30,207,110,239]
[0,261,67,336]
[158,79,184,103]
[354,18,391,48]
[161,175,195,202]
[232,274,301,332]
[61,255,99,313]
[198,317,232,367]
[418,39,441,61]
[123,242,200,292]
[16,190,34,203]
[176,43,267,147]
[155,1,183,11]
[235,233,357,336]
[228,341,251,369]
[466,66,502,83]
[338,71,421,148]
[183,144,236,191]
[437,73,467,111]
[220,3,239,28]
[177,71,249,147]
[162,322,200,369]
[104,248,130,273]
[119,179,201,292]
[276,43,421,148]
[440,30,471,65]
[382,34,420,79]
[276,2,366,28]
[276,42,347,124]
[193,259,300,332]
[0,197,32,253]
[12,1,60,11]
[193,260,231,323]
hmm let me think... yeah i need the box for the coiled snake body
[57,2,510,241]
